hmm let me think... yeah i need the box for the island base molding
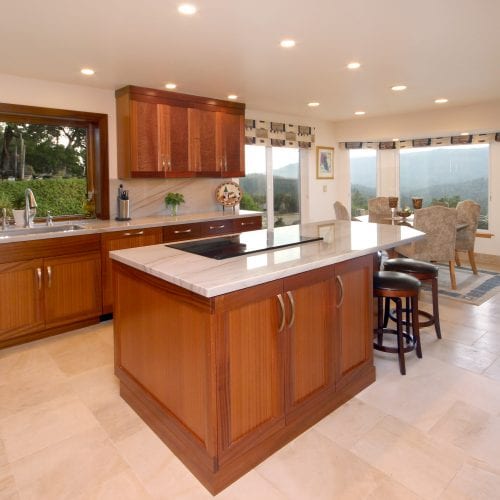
[118,365,375,495]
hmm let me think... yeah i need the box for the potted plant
[164,192,185,216]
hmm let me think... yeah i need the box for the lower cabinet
[113,253,374,494]
[0,236,102,348]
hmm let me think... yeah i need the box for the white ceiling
[3,0,500,122]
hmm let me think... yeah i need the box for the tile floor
[2,281,500,498]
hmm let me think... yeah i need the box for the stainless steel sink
[0,224,86,238]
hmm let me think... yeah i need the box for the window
[399,144,489,229]
[240,145,301,228]
[350,149,377,217]
[0,103,109,220]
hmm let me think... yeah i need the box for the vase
[171,205,178,217]
[12,209,25,227]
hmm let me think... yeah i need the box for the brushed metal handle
[209,224,225,230]
[122,231,144,237]
[224,157,228,172]
[336,275,344,308]
[286,291,295,328]
[277,294,286,333]
[47,266,52,288]
[240,222,253,226]
[36,267,42,290]
[173,229,192,234]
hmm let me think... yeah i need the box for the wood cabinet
[113,253,374,494]
[116,86,245,179]
[0,235,102,348]
[101,227,163,313]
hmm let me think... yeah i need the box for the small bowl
[397,210,412,219]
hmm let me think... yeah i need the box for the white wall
[332,101,500,256]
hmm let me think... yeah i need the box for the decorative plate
[215,181,243,207]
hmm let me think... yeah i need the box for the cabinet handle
[167,160,171,171]
[286,291,295,328]
[336,275,344,308]
[240,222,253,227]
[209,224,225,230]
[173,229,192,234]
[224,157,228,172]
[36,267,42,290]
[277,294,286,333]
[47,266,52,288]
[122,231,144,237]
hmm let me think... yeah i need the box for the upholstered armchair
[334,201,350,220]
[395,206,458,289]
[455,200,481,274]
[368,197,391,217]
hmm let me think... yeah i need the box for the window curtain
[343,132,500,150]
[245,119,315,148]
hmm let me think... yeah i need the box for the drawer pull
[336,275,345,308]
[277,294,286,333]
[240,222,253,226]
[286,291,295,328]
[47,266,52,288]
[122,231,144,237]
[173,229,192,234]
[209,224,225,230]
[36,267,42,290]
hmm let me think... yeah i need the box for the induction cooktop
[166,227,322,260]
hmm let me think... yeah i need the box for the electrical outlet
[323,185,327,192]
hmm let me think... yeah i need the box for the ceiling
[3,0,500,122]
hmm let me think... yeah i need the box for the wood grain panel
[231,216,262,233]
[131,100,159,172]
[44,252,102,328]
[219,113,244,177]
[0,259,44,341]
[163,223,202,242]
[168,106,190,173]
[335,255,374,386]
[115,268,212,446]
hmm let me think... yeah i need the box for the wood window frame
[0,102,109,219]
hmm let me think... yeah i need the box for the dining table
[354,214,468,231]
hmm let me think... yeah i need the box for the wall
[332,100,500,256]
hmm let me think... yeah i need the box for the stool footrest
[373,328,416,354]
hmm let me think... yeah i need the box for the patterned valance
[343,132,500,150]
[244,119,315,149]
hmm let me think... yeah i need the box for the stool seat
[373,271,422,375]
[384,257,442,339]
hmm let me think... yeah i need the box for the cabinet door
[0,260,44,342]
[163,223,201,242]
[101,227,163,313]
[161,105,191,175]
[334,255,374,388]
[199,219,233,237]
[189,108,220,175]
[130,100,160,174]
[232,216,262,233]
[284,267,336,417]
[218,112,245,177]
[44,252,102,329]
[216,280,285,461]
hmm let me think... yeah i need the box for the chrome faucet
[46,210,53,227]
[24,188,37,228]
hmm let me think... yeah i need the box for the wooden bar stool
[373,271,422,375]
[383,258,441,339]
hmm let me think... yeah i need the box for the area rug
[423,264,500,305]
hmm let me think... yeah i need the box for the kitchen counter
[0,209,259,243]
[110,220,425,297]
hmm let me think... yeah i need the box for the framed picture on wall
[316,146,334,179]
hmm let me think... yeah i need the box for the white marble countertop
[0,210,259,244]
[110,220,425,298]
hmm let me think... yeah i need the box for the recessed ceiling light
[307,102,320,107]
[393,138,400,141]
[347,62,361,70]
[434,98,448,104]
[280,39,296,48]
[80,68,95,76]
[460,132,469,136]
[178,3,197,15]
[391,85,407,91]
[165,83,177,90]
[354,110,366,116]
[227,94,238,100]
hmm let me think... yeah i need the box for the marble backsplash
[109,178,229,219]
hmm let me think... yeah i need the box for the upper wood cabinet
[116,86,245,179]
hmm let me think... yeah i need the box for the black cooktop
[166,227,322,260]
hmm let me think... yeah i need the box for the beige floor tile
[256,428,388,500]
[44,328,114,376]
[473,331,500,355]
[10,426,129,499]
[82,469,153,500]
[440,461,500,500]
[314,398,387,449]
[350,415,465,499]
[483,357,500,382]
[68,364,119,407]
[0,464,19,500]
[429,400,500,469]
[437,319,487,345]
[0,394,100,462]
[366,477,422,500]
[217,470,287,500]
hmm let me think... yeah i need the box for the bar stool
[383,258,441,339]
[373,271,422,375]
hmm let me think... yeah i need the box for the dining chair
[334,201,350,220]
[455,200,480,274]
[394,205,458,289]
[368,197,391,217]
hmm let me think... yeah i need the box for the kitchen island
[110,220,424,494]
